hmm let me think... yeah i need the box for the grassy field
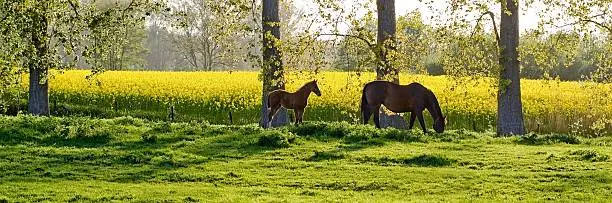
[1,116,611,202]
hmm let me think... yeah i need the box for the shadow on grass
[517,134,581,145]
[306,137,389,162]
[358,154,457,167]
[308,150,347,161]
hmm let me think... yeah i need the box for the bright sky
[395,1,542,31]
[294,0,544,33]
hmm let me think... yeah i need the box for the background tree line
[82,0,612,83]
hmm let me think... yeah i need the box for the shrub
[41,117,116,145]
[426,61,445,76]
[344,125,378,142]
[569,150,609,162]
[290,122,328,136]
[141,132,158,143]
[257,131,297,148]
[152,122,172,133]
[380,128,425,142]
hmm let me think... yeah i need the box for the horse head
[433,116,446,133]
[311,80,322,96]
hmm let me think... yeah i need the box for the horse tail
[266,92,272,110]
[360,85,368,115]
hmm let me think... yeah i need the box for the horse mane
[297,80,315,93]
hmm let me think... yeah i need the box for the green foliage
[424,56,445,75]
[257,130,297,148]
[331,11,433,75]
[288,122,491,143]
[440,31,499,78]
[100,23,149,70]
[0,0,163,72]
[332,16,377,72]
[519,31,611,81]
[141,132,158,143]
[393,12,432,74]
[426,0,612,83]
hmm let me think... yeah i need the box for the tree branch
[251,0,259,29]
[316,33,375,49]
[579,19,611,33]
[124,0,136,12]
[67,0,80,18]
[552,13,611,34]
[472,11,500,47]
[120,0,137,20]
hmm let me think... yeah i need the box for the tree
[0,0,162,115]
[167,0,251,71]
[437,0,526,135]
[260,0,288,127]
[497,0,526,135]
[145,15,179,70]
[102,23,149,70]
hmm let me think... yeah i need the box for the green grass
[1,116,611,202]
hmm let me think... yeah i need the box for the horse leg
[362,107,372,125]
[416,111,427,133]
[296,108,304,124]
[409,112,416,129]
[372,105,381,128]
[293,109,300,126]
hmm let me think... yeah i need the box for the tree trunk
[28,67,50,116]
[376,0,405,129]
[28,14,50,116]
[260,0,288,128]
[497,0,525,135]
[376,0,399,83]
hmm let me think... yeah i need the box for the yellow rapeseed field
[42,70,611,135]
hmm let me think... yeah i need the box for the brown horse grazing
[361,81,446,133]
[267,80,322,127]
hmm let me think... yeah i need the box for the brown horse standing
[361,81,446,133]
[267,80,322,127]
